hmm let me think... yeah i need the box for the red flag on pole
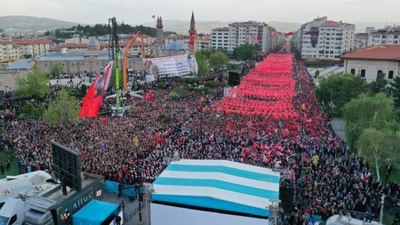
[145,90,154,102]
[79,61,114,118]
[189,31,196,46]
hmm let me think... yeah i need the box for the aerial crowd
[1,53,399,224]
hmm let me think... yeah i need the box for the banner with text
[143,54,198,79]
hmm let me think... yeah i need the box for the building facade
[35,51,144,74]
[195,34,211,51]
[228,21,266,53]
[342,45,400,82]
[210,21,280,54]
[368,25,400,46]
[0,38,20,63]
[12,39,53,57]
[211,27,229,51]
[294,17,355,60]
[354,33,369,49]
[36,37,145,74]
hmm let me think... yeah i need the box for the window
[377,70,383,76]
[389,71,394,79]
[351,69,355,75]
[361,69,366,77]
[9,215,17,225]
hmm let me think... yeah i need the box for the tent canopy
[152,160,280,217]
[73,200,119,225]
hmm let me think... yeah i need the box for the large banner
[143,54,198,79]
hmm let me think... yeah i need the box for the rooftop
[13,39,53,45]
[212,27,229,32]
[341,45,400,61]
[321,20,339,26]
[36,51,111,61]
[229,21,266,27]
[7,59,32,70]
[152,159,280,217]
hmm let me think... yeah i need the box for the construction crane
[108,17,124,116]
[107,19,146,116]
[122,32,146,92]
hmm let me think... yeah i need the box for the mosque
[35,12,197,75]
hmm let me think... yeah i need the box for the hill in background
[0,16,80,32]
[1,16,399,34]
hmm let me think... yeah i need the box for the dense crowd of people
[1,53,399,224]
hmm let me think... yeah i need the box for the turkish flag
[145,90,154,102]
[80,61,113,118]
[189,32,196,45]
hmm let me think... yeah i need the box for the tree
[43,90,81,126]
[343,93,397,149]
[22,54,32,59]
[389,76,400,109]
[315,73,368,116]
[18,102,45,120]
[314,70,320,79]
[15,65,50,98]
[233,43,257,61]
[209,51,229,69]
[370,72,388,94]
[357,128,400,181]
[51,63,64,76]
[195,52,209,78]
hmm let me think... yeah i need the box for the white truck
[0,198,27,225]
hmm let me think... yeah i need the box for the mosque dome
[87,37,100,51]
[166,40,187,51]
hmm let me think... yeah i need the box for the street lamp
[380,195,385,224]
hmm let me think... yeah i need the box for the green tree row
[51,23,176,39]
[14,65,81,126]
[343,93,400,181]
[315,72,400,116]
[315,72,400,181]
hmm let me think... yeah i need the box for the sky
[1,0,400,25]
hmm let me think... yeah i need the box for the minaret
[156,16,164,44]
[188,11,196,54]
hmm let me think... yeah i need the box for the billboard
[51,141,82,191]
[307,27,320,48]
[143,54,198,79]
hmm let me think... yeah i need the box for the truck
[0,198,27,225]
[0,172,104,225]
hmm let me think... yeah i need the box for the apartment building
[368,25,400,46]
[0,38,20,63]
[12,39,53,57]
[295,17,355,60]
[196,34,211,52]
[228,21,266,53]
[211,27,229,51]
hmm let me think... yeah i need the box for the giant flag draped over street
[79,61,114,118]
[206,54,299,119]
